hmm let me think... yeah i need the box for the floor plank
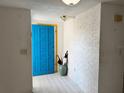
[33,73,82,93]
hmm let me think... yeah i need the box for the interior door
[32,24,54,76]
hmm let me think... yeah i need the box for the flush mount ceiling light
[62,0,80,6]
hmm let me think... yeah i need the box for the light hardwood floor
[33,73,82,93]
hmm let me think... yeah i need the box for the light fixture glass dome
[62,0,80,6]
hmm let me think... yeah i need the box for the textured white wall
[63,4,101,93]
[0,7,32,93]
[99,4,124,93]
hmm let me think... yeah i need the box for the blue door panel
[48,26,54,73]
[32,25,54,76]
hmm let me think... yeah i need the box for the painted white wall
[99,4,124,93]
[0,7,32,93]
[63,3,101,93]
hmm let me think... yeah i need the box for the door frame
[31,23,58,72]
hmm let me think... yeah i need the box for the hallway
[33,73,82,93]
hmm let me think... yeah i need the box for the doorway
[32,24,57,76]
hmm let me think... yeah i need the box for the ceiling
[0,0,124,22]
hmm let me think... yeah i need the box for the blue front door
[32,24,54,76]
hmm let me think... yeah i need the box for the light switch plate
[20,49,27,55]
